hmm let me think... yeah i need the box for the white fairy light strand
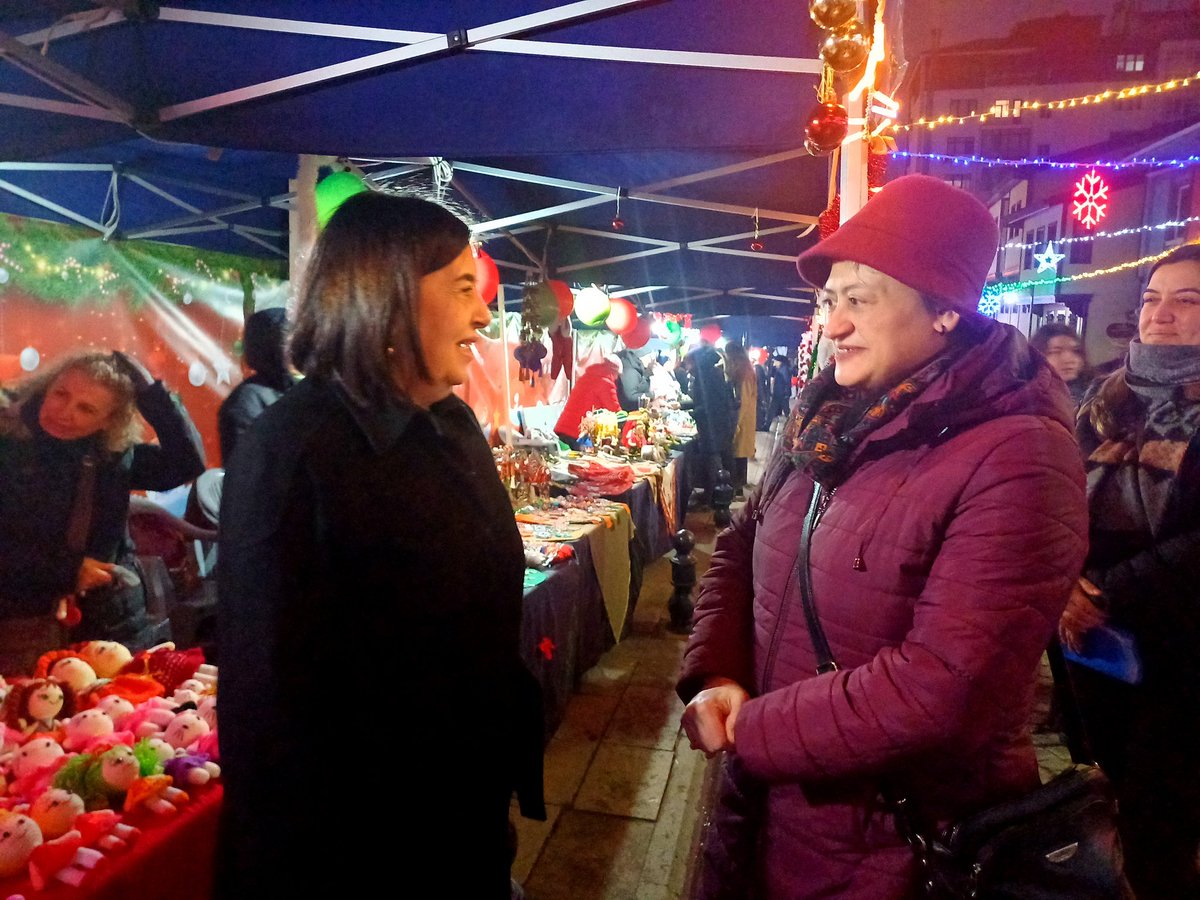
[1001,216,1200,250]
[893,151,1200,171]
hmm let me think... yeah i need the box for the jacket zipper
[762,482,835,686]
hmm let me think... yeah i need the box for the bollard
[711,468,734,528]
[668,528,696,634]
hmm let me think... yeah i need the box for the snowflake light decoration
[1072,169,1109,230]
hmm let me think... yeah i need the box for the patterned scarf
[1084,339,1200,539]
[781,344,966,487]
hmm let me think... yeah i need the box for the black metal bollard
[668,528,696,634]
[712,468,734,528]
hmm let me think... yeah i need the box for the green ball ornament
[524,282,561,329]
[664,319,683,345]
[573,286,611,327]
[315,171,368,229]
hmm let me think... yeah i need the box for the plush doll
[120,645,205,696]
[52,744,140,811]
[0,810,42,878]
[162,710,210,752]
[94,695,135,730]
[74,809,139,853]
[163,751,220,787]
[6,737,69,804]
[74,642,133,680]
[43,656,99,697]
[3,678,75,738]
[123,775,188,816]
[29,787,85,839]
[27,829,105,891]
[122,697,176,739]
[62,709,116,753]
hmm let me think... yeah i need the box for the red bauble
[804,101,848,155]
[606,297,639,335]
[750,240,764,252]
[546,279,575,320]
[474,248,499,303]
[699,323,722,344]
[624,315,652,349]
[611,216,626,231]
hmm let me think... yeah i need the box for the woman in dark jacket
[1058,242,1200,897]
[216,192,545,899]
[1030,321,1093,409]
[677,176,1088,898]
[217,305,296,465]
[682,342,736,507]
[0,350,204,674]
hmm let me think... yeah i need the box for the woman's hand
[682,677,749,757]
[110,350,155,392]
[76,557,116,594]
[1058,576,1108,654]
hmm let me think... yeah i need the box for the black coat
[615,348,650,412]
[216,375,293,464]
[684,345,736,454]
[216,376,545,898]
[0,383,204,645]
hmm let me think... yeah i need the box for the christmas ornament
[750,209,764,251]
[606,297,638,335]
[750,240,764,252]
[187,361,208,387]
[546,279,575,320]
[624,315,652,349]
[818,144,891,239]
[1034,244,1067,273]
[1072,169,1109,230]
[0,267,10,284]
[611,216,626,231]
[819,22,871,73]
[574,286,611,327]
[808,0,857,31]
[19,346,39,372]
[804,101,849,155]
[699,323,722,344]
[523,282,560,329]
[314,170,368,229]
[664,319,683,345]
[474,248,500,303]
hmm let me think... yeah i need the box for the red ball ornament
[819,22,871,73]
[546,279,575,320]
[808,0,857,31]
[624,315,652,349]
[750,240,764,252]
[606,297,639,335]
[474,248,499,303]
[699,323,722,345]
[611,216,626,231]
[804,101,849,155]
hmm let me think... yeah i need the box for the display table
[0,784,222,900]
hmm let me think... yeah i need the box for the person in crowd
[0,350,204,674]
[216,192,545,899]
[1057,241,1200,898]
[767,353,793,422]
[754,352,772,431]
[217,305,297,465]
[1030,321,1093,408]
[554,351,621,449]
[614,345,650,412]
[677,174,1087,899]
[722,340,757,497]
[680,340,736,509]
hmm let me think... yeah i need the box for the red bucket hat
[796,174,1000,313]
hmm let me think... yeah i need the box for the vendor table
[519,452,687,741]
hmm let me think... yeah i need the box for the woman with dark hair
[217,305,296,464]
[1058,241,1200,897]
[216,192,545,899]
[1030,321,1092,408]
[0,350,203,673]
[677,175,1088,898]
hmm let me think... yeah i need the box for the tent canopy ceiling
[0,0,850,329]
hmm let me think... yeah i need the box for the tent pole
[497,283,514,447]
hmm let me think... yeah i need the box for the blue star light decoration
[1033,243,1066,273]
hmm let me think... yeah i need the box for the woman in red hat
[677,175,1090,898]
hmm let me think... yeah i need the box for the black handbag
[793,486,1134,899]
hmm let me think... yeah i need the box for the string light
[891,150,1200,170]
[981,247,1177,300]
[1001,216,1200,250]
[887,70,1200,134]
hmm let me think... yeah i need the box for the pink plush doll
[121,697,176,740]
[6,737,69,805]
[162,710,210,753]
[62,709,115,753]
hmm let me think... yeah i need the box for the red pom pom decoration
[699,323,722,344]
[474,248,499,303]
[623,315,652,349]
[546,280,575,320]
[606,297,639,336]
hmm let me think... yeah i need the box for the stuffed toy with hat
[3,677,75,738]
[52,744,140,811]
[28,787,86,840]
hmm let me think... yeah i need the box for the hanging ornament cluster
[611,191,626,231]
[574,285,612,327]
[750,209,764,252]
[804,32,850,157]
[513,325,548,386]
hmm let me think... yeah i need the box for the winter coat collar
[328,377,471,455]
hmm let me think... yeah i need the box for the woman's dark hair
[242,306,292,390]
[289,192,471,408]
[723,341,753,385]
[1029,322,1082,356]
[1147,241,1200,280]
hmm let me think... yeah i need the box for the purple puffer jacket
[678,323,1088,899]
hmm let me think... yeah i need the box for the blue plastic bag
[1062,624,1143,684]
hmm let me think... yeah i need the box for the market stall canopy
[0,0,850,333]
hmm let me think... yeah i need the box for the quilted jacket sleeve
[734,421,1088,782]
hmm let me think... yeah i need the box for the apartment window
[1046,223,1057,245]
[1116,53,1145,72]
[1023,232,1035,271]
[980,129,1031,158]
[1070,238,1093,264]
[946,137,975,156]
[949,98,978,117]
[1167,182,1194,243]
[989,99,1023,119]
